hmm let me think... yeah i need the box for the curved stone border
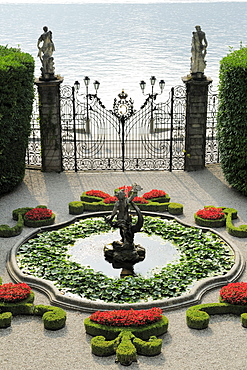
[7,212,245,313]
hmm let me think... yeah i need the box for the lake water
[1,1,247,108]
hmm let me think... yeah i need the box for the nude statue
[191,25,208,74]
[37,26,55,79]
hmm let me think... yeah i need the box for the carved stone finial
[37,26,56,81]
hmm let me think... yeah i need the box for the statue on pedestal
[104,184,145,278]
[37,26,56,80]
[191,25,208,76]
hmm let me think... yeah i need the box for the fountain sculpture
[104,184,146,278]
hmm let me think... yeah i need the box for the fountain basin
[7,212,245,312]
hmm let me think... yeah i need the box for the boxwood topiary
[23,212,56,228]
[0,213,24,237]
[84,315,168,341]
[0,45,34,194]
[186,302,247,330]
[217,46,247,195]
[68,201,84,215]
[0,312,12,328]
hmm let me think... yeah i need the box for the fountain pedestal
[104,241,146,277]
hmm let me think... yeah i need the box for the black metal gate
[60,85,186,171]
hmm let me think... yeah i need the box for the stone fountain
[104,184,146,278]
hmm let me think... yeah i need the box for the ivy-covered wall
[0,45,34,194]
[217,46,247,196]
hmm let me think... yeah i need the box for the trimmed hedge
[0,212,24,237]
[194,206,247,238]
[84,315,168,341]
[186,302,247,330]
[0,45,34,194]
[70,191,183,215]
[0,286,66,330]
[87,317,166,366]
[0,205,55,237]
[217,46,247,196]
[34,305,66,330]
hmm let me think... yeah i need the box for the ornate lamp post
[140,76,165,133]
[83,76,100,134]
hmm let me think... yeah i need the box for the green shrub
[115,331,137,366]
[133,335,162,356]
[69,201,84,215]
[0,45,34,194]
[23,212,56,228]
[168,203,183,215]
[0,213,24,237]
[34,305,66,330]
[0,312,12,328]
[80,193,104,203]
[241,313,247,327]
[138,201,169,212]
[0,292,35,316]
[12,207,33,220]
[91,336,117,357]
[194,214,226,228]
[186,302,247,329]
[225,212,247,238]
[217,46,247,195]
[84,315,168,341]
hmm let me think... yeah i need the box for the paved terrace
[0,164,247,369]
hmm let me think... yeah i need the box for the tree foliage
[0,45,34,194]
[217,46,247,195]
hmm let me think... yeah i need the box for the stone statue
[191,25,208,75]
[37,26,55,80]
[104,184,145,277]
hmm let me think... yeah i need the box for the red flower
[220,282,247,305]
[89,307,162,327]
[142,189,166,200]
[25,208,53,221]
[196,207,225,220]
[103,196,118,204]
[0,282,31,302]
[86,190,111,199]
[132,196,149,204]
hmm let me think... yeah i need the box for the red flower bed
[0,282,31,303]
[196,207,225,220]
[132,196,149,204]
[220,282,247,305]
[89,307,162,327]
[142,189,167,200]
[103,196,118,204]
[25,208,53,221]
[86,190,111,199]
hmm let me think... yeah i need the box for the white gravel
[0,164,247,369]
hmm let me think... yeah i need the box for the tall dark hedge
[0,45,34,194]
[217,46,247,196]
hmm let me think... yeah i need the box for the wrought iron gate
[205,85,219,163]
[60,85,186,171]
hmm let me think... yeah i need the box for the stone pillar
[182,74,212,171]
[35,77,63,172]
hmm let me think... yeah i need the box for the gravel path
[0,164,247,369]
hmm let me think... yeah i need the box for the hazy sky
[1,0,247,4]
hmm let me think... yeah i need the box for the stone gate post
[182,74,212,171]
[35,77,63,172]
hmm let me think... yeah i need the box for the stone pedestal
[182,75,212,171]
[35,77,63,172]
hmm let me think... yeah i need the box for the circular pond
[69,230,179,278]
[7,212,244,311]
